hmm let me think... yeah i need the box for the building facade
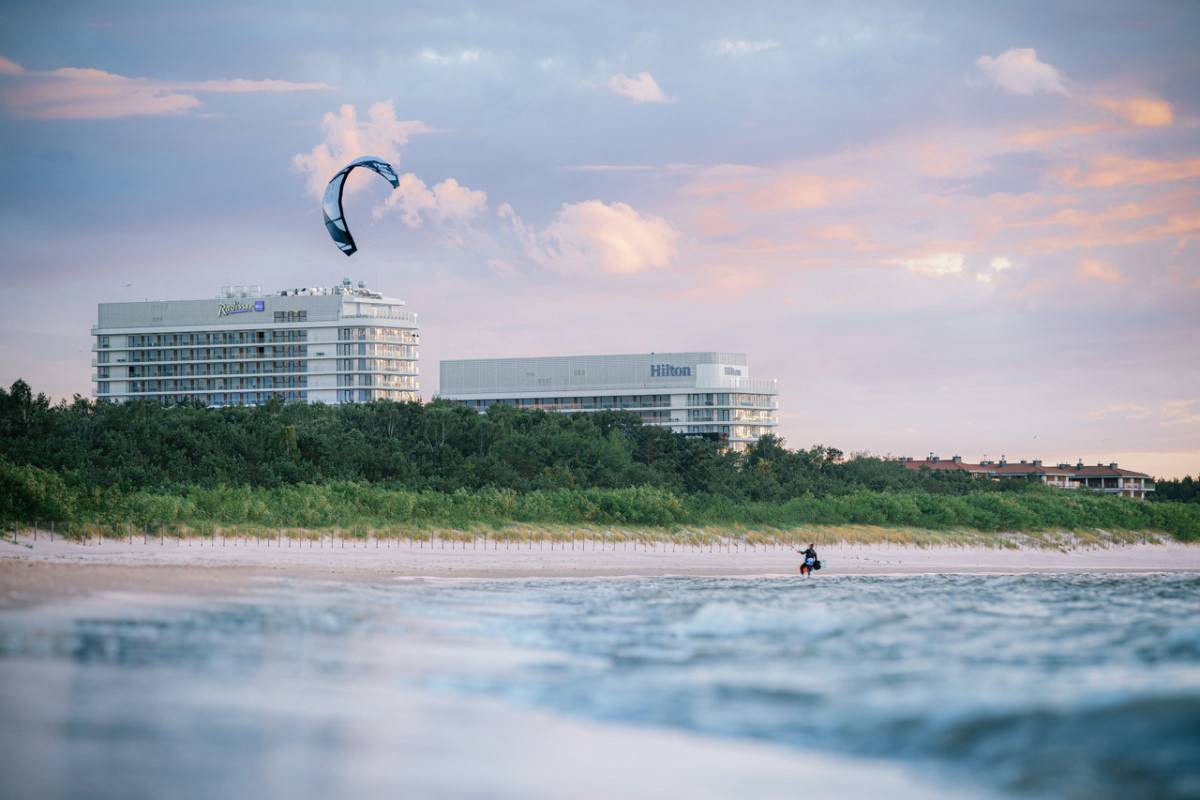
[439,352,778,451]
[899,455,1155,499]
[93,280,418,406]
[1069,463,1156,499]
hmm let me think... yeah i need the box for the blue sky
[1,1,1198,476]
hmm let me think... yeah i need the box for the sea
[1,574,1197,799]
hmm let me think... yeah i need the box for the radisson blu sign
[650,363,692,377]
[218,300,266,317]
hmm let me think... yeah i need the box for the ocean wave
[677,601,867,638]
[901,694,1200,799]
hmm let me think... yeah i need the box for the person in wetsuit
[799,543,819,576]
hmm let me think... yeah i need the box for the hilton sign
[650,363,692,377]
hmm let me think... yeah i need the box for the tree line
[1154,475,1200,503]
[0,379,982,499]
[1,380,1196,538]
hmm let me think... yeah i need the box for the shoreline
[3,534,1198,609]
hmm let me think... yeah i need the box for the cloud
[977,256,1013,283]
[420,49,483,65]
[291,101,431,199]
[0,55,329,120]
[1008,97,1173,145]
[1076,258,1122,283]
[1091,400,1200,427]
[1098,96,1174,127]
[500,200,680,274]
[748,174,865,211]
[901,252,965,277]
[812,223,863,241]
[1160,400,1200,427]
[714,39,780,57]
[1026,208,1200,253]
[565,163,681,173]
[676,266,768,299]
[485,258,515,276]
[677,163,763,197]
[679,165,864,211]
[1053,154,1200,188]
[1009,122,1110,147]
[975,48,1068,95]
[606,72,672,103]
[1089,402,1152,421]
[375,173,487,228]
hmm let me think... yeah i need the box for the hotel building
[439,352,778,451]
[899,455,1155,499]
[92,280,418,406]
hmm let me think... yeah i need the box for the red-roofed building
[1067,461,1155,500]
[897,455,993,477]
[898,454,1155,498]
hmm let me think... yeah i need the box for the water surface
[1,574,1197,798]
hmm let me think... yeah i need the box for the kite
[322,156,399,256]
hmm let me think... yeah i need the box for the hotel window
[98,336,110,349]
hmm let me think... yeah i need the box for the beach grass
[9,520,1172,550]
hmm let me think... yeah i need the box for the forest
[1,380,1197,539]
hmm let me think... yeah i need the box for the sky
[0,1,1197,477]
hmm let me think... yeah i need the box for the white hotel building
[439,352,778,451]
[92,280,418,406]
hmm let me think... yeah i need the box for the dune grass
[7,519,1173,552]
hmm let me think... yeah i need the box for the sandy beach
[2,532,1197,608]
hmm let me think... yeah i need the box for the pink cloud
[1053,154,1200,188]
[0,55,330,120]
[606,72,672,104]
[811,223,860,240]
[674,266,768,299]
[291,101,431,199]
[677,164,762,197]
[1006,97,1173,146]
[374,174,487,228]
[1009,122,1110,147]
[500,200,680,275]
[1027,207,1200,253]
[686,206,746,237]
[748,174,865,211]
[1076,258,1123,283]
[975,48,1068,95]
[1097,96,1174,127]
[1008,201,1158,229]
[0,56,25,75]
